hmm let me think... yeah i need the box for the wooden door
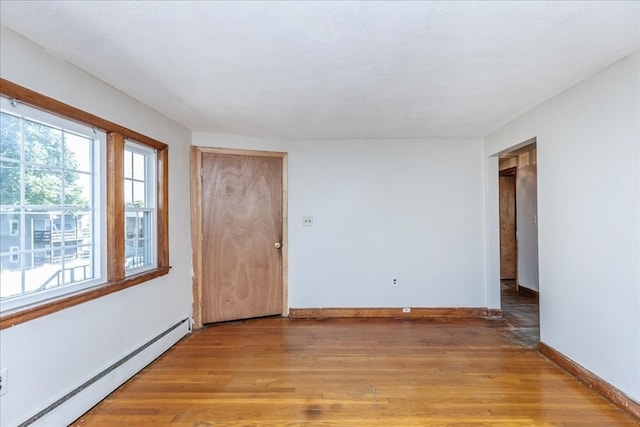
[499,169,517,280]
[201,153,283,323]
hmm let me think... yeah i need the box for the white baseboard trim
[24,317,191,427]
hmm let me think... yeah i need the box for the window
[124,142,156,273]
[0,80,169,327]
[0,97,104,311]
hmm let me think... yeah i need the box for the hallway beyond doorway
[501,279,540,347]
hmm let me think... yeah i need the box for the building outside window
[9,219,19,236]
[9,246,19,263]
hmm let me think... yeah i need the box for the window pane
[0,211,21,298]
[125,211,138,240]
[124,142,156,276]
[125,211,152,271]
[61,254,94,285]
[35,213,91,280]
[132,152,145,180]
[74,209,93,243]
[133,180,146,207]
[0,112,21,161]
[1,97,103,312]
[24,119,62,168]
[0,160,20,205]
[25,247,62,293]
[124,178,133,207]
[124,149,133,179]
[10,219,20,236]
[64,132,92,173]
[65,171,92,208]
[0,250,22,299]
[25,166,62,205]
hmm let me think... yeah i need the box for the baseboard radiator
[22,317,191,427]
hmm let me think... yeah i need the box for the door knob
[274,242,282,249]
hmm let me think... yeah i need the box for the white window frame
[124,140,157,275]
[0,97,106,313]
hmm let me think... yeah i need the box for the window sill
[0,267,171,330]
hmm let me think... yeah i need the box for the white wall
[0,27,193,426]
[516,149,539,291]
[193,134,488,309]
[486,52,640,401]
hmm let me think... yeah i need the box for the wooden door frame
[190,146,288,329]
[499,166,518,286]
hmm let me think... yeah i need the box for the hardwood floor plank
[73,318,637,426]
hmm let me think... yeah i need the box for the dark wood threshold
[517,285,539,301]
[289,307,503,319]
[539,342,640,421]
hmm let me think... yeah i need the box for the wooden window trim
[108,132,127,281]
[0,79,170,329]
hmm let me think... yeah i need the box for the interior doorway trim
[499,166,518,286]
[190,146,288,329]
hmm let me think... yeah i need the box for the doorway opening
[498,142,539,347]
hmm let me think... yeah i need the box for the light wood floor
[74,317,637,426]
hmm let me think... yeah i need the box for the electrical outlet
[0,368,7,396]
[303,216,313,227]
[402,307,411,313]
[392,278,398,287]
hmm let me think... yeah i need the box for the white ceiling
[1,1,639,140]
